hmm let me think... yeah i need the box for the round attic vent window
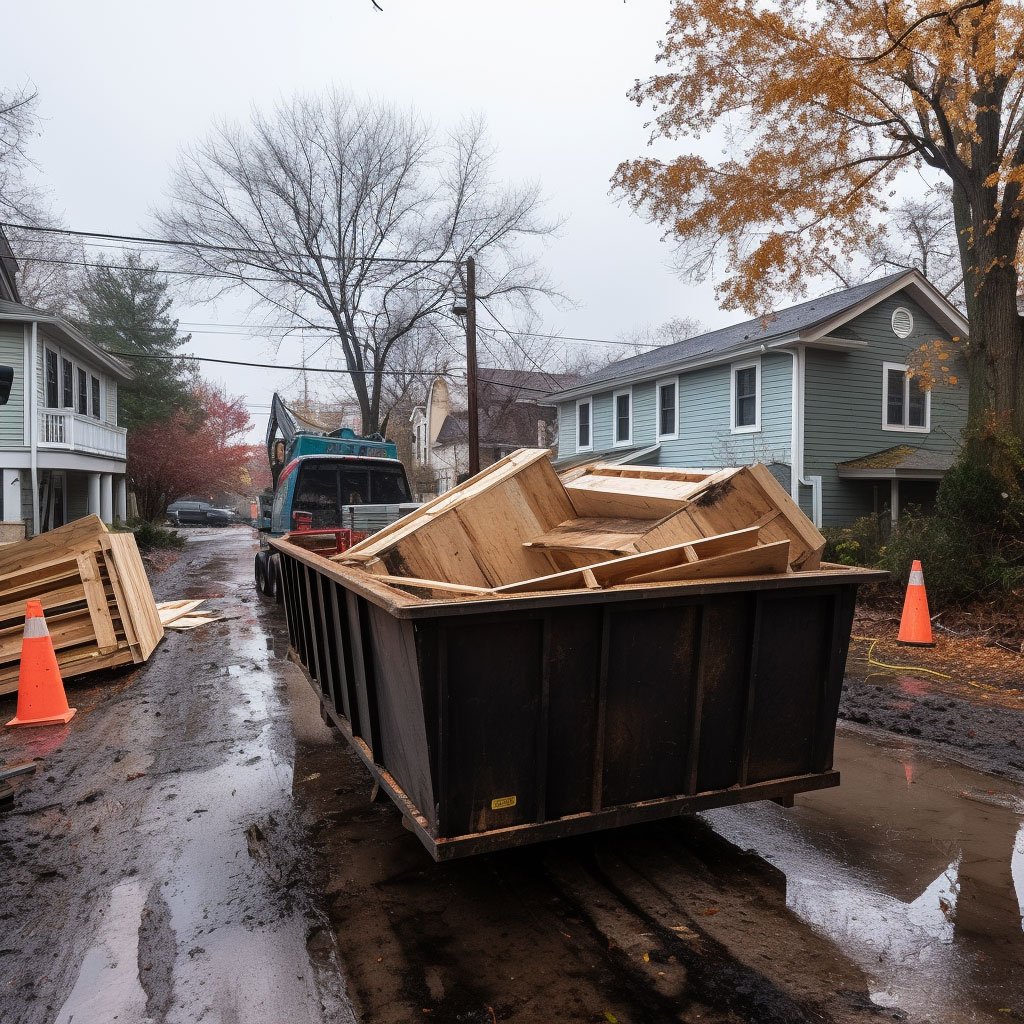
[892,306,914,338]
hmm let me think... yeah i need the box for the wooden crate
[338,452,825,593]
[0,516,163,694]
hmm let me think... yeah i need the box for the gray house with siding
[551,271,968,528]
[0,230,132,537]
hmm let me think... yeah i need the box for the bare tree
[0,85,42,222]
[0,84,85,313]
[614,315,705,359]
[816,187,965,310]
[156,91,559,433]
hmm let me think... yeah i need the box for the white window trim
[881,361,931,433]
[730,358,761,434]
[42,343,105,419]
[575,397,593,452]
[656,377,678,440]
[612,387,633,447]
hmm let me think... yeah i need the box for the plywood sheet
[338,449,574,587]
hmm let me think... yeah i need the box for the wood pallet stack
[335,450,828,597]
[0,515,163,694]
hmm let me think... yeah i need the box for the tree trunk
[951,185,988,433]
[953,186,1024,480]
[975,265,1024,437]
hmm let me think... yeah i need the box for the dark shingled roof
[837,445,954,474]
[477,367,578,399]
[565,272,911,393]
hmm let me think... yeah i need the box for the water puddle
[705,731,1024,1022]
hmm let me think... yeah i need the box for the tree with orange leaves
[614,0,1024,466]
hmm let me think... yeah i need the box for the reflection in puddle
[705,731,1024,1023]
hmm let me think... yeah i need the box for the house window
[731,359,761,432]
[883,362,930,431]
[76,368,87,415]
[90,376,101,419]
[576,398,592,451]
[656,378,678,439]
[613,389,632,446]
[61,358,74,408]
[45,349,59,408]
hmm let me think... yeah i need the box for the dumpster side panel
[367,608,436,820]
[440,618,545,836]
[694,597,754,792]
[545,607,603,819]
[746,593,835,783]
[602,604,700,807]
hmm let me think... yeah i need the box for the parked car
[166,500,213,526]
[206,507,241,527]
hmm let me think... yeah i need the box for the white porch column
[87,473,102,517]
[890,478,900,526]
[100,473,113,524]
[2,470,22,524]
[115,476,128,523]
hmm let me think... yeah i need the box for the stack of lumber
[0,515,163,694]
[335,450,827,597]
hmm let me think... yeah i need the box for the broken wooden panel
[634,464,825,571]
[0,516,164,695]
[495,528,772,595]
[621,540,791,585]
[337,450,573,587]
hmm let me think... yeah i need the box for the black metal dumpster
[272,536,882,860]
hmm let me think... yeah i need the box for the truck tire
[255,552,271,598]
[270,554,283,604]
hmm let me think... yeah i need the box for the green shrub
[131,520,185,550]
[822,515,884,566]
[877,511,983,607]
[936,458,1007,525]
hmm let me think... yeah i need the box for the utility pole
[465,256,480,476]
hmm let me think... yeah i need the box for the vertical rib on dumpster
[590,605,611,814]
[684,606,709,795]
[325,583,352,722]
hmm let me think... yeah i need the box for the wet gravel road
[1,529,1021,1024]
[0,529,351,1024]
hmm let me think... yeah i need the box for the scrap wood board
[0,516,164,695]
[493,527,779,594]
[157,599,221,631]
[337,450,574,587]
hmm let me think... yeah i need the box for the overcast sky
[7,1,746,439]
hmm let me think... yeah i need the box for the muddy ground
[842,653,1024,785]
[0,529,1021,1024]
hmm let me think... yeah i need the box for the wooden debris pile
[334,449,829,597]
[0,515,163,694]
[157,599,221,631]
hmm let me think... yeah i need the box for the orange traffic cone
[6,600,77,727]
[897,560,934,648]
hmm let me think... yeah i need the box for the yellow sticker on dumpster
[491,795,517,810]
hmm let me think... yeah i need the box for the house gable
[802,288,967,524]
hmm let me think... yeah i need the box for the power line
[110,350,455,376]
[0,221,461,265]
[7,252,457,292]
[478,300,576,386]
[9,235,660,349]
[108,350,566,401]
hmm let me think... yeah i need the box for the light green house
[0,235,133,537]
[551,271,968,528]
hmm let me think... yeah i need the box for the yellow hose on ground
[850,635,953,680]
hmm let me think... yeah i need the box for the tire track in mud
[300,732,882,1024]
